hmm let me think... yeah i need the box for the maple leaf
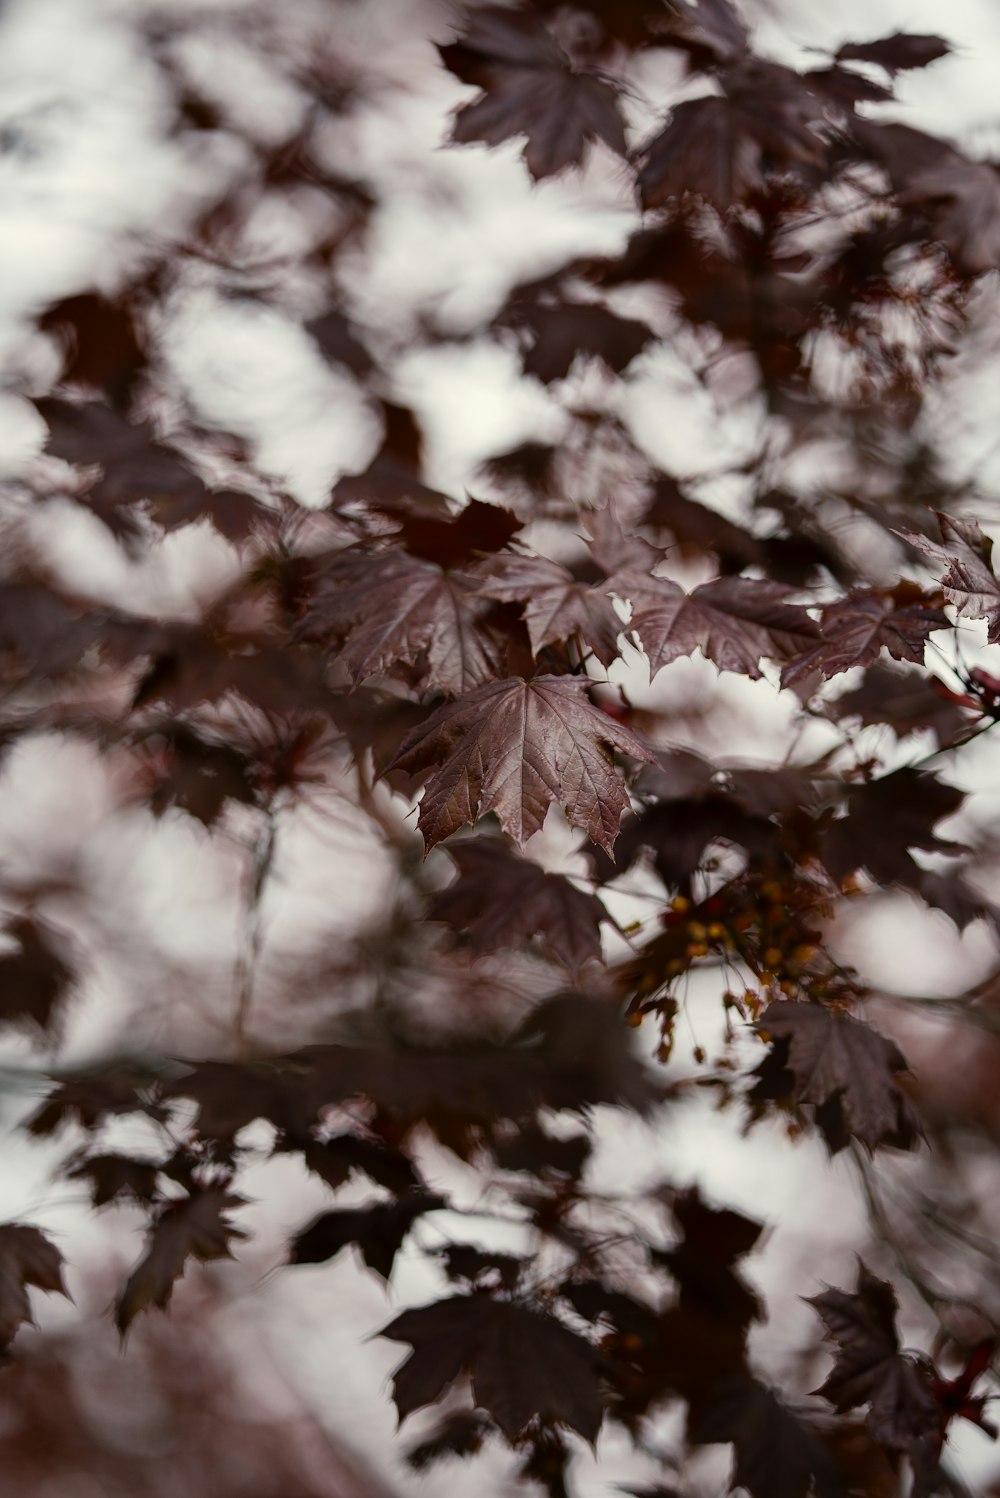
[0,1223,69,1354]
[0,917,74,1033]
[780,583,947,686]
[656,0,749,70]
[438,7,627,180]
[613,572,819,680]
[294,1134,421,1196]
[836,33,951,75]
[332,401,452,515]
[67,1154,160,1207]
[377,498,522,569]
[115,1188,247,1335]
[616,793,778,893]
[516,302,655,383]
[36,398,264,542]
[141,724,259,827]
[828,664,969,746]
[440,1244,526,1291]
[299,548,510,694]
[473,552,626,666]
[753,1003,919,1153]
[491,1123,591,1178]
[822,767,965,889]
[381,1295,604,1441]
[808,1266,942,1455]
[803,66,893,110]
[40,291,145,406]
[291,1190,445,1280]
[898,511,1000,640]
[697,1377,846,1498]
[386,675,653,855]
[638,65,827,213]
[26,1067,165,1136]
[430,837,609,969]
[0,580,104,683]
[407,1411,493,1469]
[854,125,1000,276]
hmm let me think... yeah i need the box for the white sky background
[2,0,1000,1492]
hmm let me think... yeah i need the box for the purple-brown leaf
[386,675,653,854]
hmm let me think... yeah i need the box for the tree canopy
[3,0,1000,1494]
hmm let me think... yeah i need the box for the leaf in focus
[898,510,1000,639]
[780,583,947,686]
[615,572,819,680]
[473,552,626,666]
[299,549,510,694]
[386,675,654,854]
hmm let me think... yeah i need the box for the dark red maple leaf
[386,675,653,855]
[293,1134,421,1196]
[36,398,264,542]
[822,767,965,889]
[808,1266,942,1455]
[139,724,259,827]
[0,917,74,1033]
[406,1411,493,1469]
[656,0,749,69]
[490,1123,591,1178]
[638,64,827,213]
[67,1153,160,1207]
[299,548,510,694]
[780,583,947,686]
[27,1067,166,1137]
[0,579,104,683]
[752,1003,919,1152]
[473,552,626,666]
[377,498,522,568]
[438,6,627,180]
[658,1187,764,1338]
[854,125,1000,276]
[381,1294,604,1441]
[899,511,1000,640]
[0,1224,69,1354]
[116,1188,247,1335]
[39,292,145,406]
[516,302,655,383]
[828,664,969,746]
[290,1190,446,1281]
[430,837,609,969]
[836,33,951,75]
[697,1377,846,1498]
[613,571,819,680]
[332,401,451,516]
